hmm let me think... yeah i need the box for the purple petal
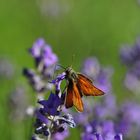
[114,134,123,140]
[35,110,48,124]
[30,38,45,58]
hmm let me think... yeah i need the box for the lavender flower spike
[51,72,66,96]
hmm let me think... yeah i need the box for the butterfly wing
[77,73,104,96]
[65,80,73,108]
[65,80,83,112]
[73,82,83,112]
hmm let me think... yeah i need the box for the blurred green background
[1,0,140,139]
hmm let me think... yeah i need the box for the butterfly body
[65,67,78,82]
[64,67,104,112]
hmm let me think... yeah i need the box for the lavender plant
[74,57,122,140]
[74,56,140,140]
[24,38,76,140]
[23,38,127,140]
[120,37,140,93]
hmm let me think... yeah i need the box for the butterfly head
[65,67,78,81]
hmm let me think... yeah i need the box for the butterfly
[64,67,105,112]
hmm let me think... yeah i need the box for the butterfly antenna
[57,64,66,70]
[71,54,76,68]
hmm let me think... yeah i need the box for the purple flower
[101,120,115,135]
[91,120,115,135]
[82,120,123,140]
[120,45,136,65]
[52,129,69,140]
[124,71,140,93]
[29,38,45,58]
[82,57,100,79]
[73,98,93,125]
[131,61,140,78]
[81,132,103,140]
[29,38,58,71]
[95,134,104,140]
[23,68,47,93]
[35,110,48,124]
[95,68,113,93]
[82,132,123,140]
[51,72,66,95]
[33,92,75,139]
[121,102,140,125]
[120,38,140,93]
[124,61,140,93]
[115,101,140,139]
[94,94,117,119]
[120,38,140,66]
[116,118,132,137]
[42,45,58,67]
[38,93,64,116]
[114,134,123,140]
[23,38,59,94]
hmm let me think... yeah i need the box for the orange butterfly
[64,67,105,112]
